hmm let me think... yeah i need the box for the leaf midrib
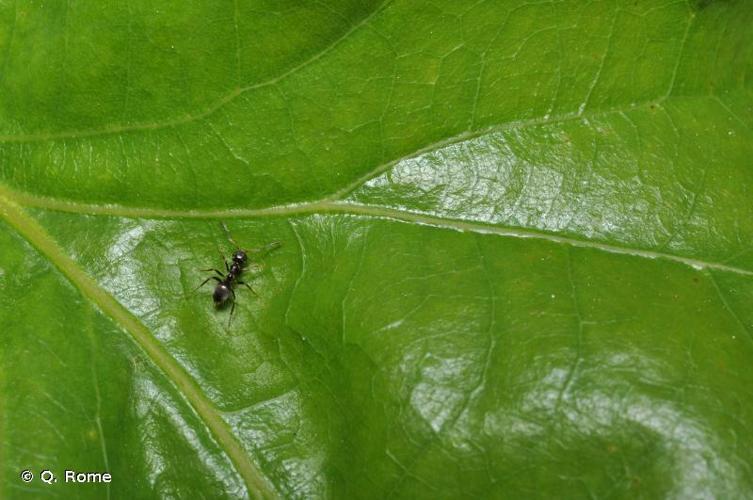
[3,92,752,278]
[3,178,752,281]
[0,189,279,499]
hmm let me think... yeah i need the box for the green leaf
[2,1,752,498]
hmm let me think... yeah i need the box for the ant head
[232,250,247,265]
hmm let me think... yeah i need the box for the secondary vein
[5,182,752,278]
[0,0,392,145]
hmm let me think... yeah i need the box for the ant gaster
[196,222,280,325]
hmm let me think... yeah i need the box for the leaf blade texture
[1,1,752,498]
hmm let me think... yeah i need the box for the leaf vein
[0,190,278,499]
[707,271,753,344]
[6,186,753,279]
[0,0,393,144]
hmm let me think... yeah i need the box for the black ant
[196,222,280,325]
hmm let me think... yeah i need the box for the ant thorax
[229,261,242,275]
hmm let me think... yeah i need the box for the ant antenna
[218,221,282,256]
[219,221,241,249]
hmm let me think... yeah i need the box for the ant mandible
[196,222,281,325]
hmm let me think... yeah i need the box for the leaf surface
[1,1,753,498]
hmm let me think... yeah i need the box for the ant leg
[237,281,259,297]
[194,276,222,292]
[215,249,230,273]
[227,300,235,327]
[200,268,225,277]
[226,288,238,327]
